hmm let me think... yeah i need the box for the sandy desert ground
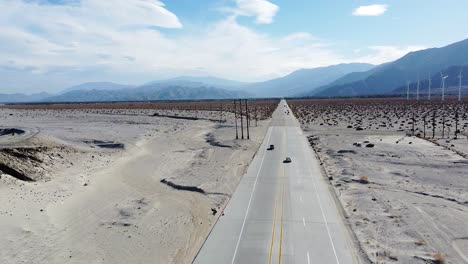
[0,104,272,264]
[290,99,468,264]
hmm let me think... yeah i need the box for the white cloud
[356,45,426,64]
[154,18,342,81]
[0,0,345,91]
[0,0,426,94]
[235,0,279,24]
[352,4,388,16]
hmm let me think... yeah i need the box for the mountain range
[45,85,249,103]
[1,38,468,103]
[0,77,251,103]
[310,38,468,97]
[244,63,374,97]
[0,92,52,103]
[145,76,246,90]
[392,64,468,95]
[0,64,375,103]
[60,82,135,94]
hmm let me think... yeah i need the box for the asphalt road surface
[193,100,358,264]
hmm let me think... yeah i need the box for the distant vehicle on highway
[267,144,275,150]
[283,157,292,163]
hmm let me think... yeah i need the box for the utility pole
[442,116,445,138]
[432,110,436,138]
[423,115,426,138]
[255,105,258,127]
[239,99,244,139]
[245,99,250,139]
[234,100,238,139]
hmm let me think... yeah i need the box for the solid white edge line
[304,138,341,264]
[311,179,341,264]
[231,128,273,264]
[285,100,341,264]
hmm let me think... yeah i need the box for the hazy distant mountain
[44,85,249,102]
[135,84,249,100]
[0,92,51,103]
[392,65,468,95]
[60,82,135,94]
[308,63,392,96]
[313,38,468,97]
[247,63,374,97]
[146,76,247,90]
[5,38,468,102]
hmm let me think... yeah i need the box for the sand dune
[0,108,268,264]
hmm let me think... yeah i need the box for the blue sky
[1,0,468,93]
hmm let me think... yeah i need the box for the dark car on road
[267,144,274,150]
[283,157,292,163]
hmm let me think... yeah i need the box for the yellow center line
[268,174,281,264]
[269,124,288,264]
[279,127,287,264]
[279,181,285,263]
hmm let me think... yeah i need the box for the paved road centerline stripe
[278,127,287,264]
[279,183,285,264]
[268,167,281,264]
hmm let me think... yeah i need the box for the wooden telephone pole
[239,99,244,139]
[234,100,238,139]
[245,99,250,139]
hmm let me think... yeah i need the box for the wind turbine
[416,74,420,101]
[458,67,463,102]
[406,80,410,100]
[428,74,432,100]
[440,72,448,101]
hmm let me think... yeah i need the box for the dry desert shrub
[432,253,445,264]
[414,239,426,246]
[287,98,468,138]
[359,175,369,184]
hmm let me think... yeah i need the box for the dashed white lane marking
[302,217,306,227]
[307,251,310,264]
[300,196,303,203]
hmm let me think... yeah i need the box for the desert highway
[193,100,358,264]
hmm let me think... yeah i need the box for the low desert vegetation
[432,252,446,264]
[2,99,279,121]
[289,98,468,138]
[289,97,468,263]
[359,175,369,184]
[414,240,427,246]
